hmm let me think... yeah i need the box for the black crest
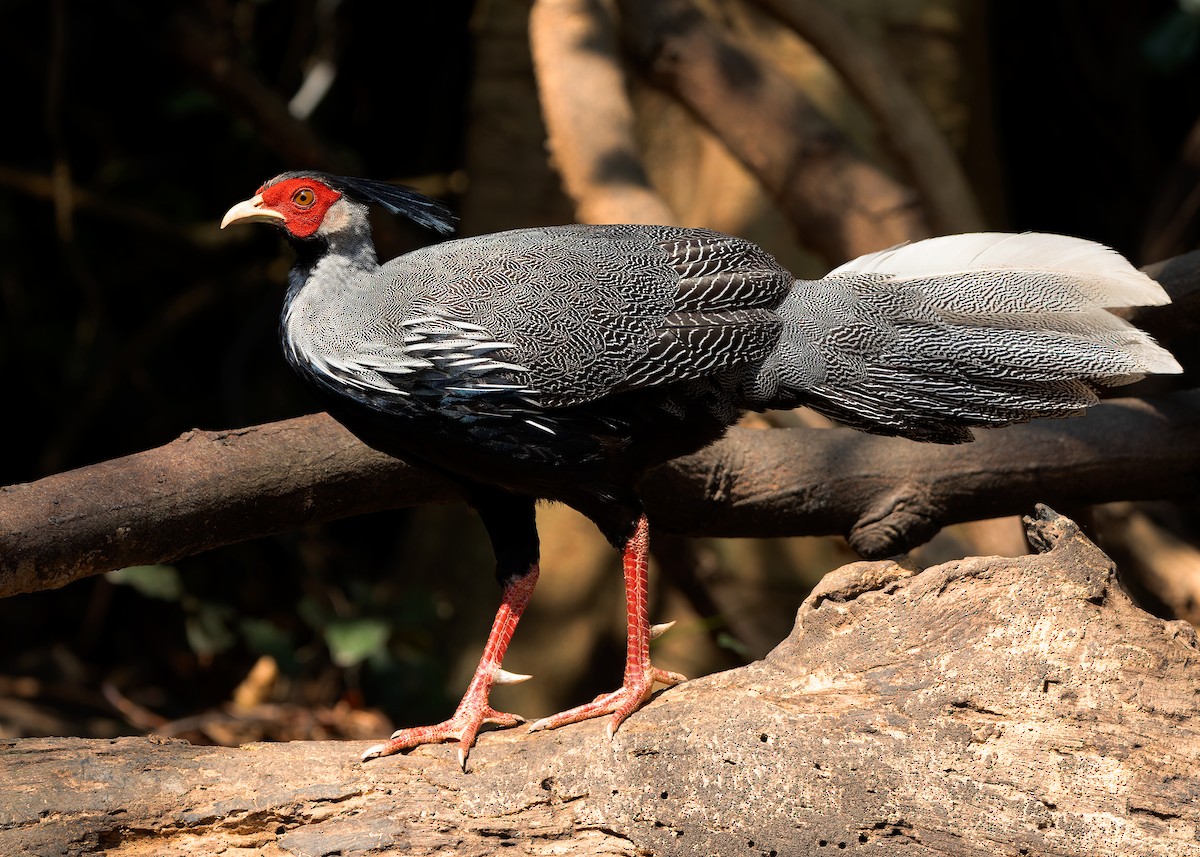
[268,171,457,235]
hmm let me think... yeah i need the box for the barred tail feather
[746,232,1182,443]
[827,232,1171,308]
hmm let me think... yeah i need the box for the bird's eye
[292,188,316,207]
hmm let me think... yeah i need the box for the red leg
[528,514,686,737]
[362,566,538,769]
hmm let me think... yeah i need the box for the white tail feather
[828,232,1171,309]
[752,231,1184,440]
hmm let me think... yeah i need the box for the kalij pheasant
[222,172,1181,768]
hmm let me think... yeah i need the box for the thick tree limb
[529,0,678,225]
[4,509,1198,856]
[3,392,1198,599]
[0,420,456,598]
[616,0,933,260]
[2,255,1192,600]
[649,391,1200,556]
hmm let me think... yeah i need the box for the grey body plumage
[282,211,1179,455]
[286,223,788,408]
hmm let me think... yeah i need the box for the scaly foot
[362,568,539,769]
[362,688,526,770]
[527,661,685,738]
[525,517,689,739]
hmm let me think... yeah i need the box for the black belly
[301,367,735,538]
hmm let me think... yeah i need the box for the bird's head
[221,172,456,241]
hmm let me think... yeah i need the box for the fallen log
[3,507,1197,856]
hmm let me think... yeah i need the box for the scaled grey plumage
[749,232,1181,441]
[284,220,1180,446]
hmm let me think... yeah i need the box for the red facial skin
[258,177,343,239]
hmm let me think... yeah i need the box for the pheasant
[222,171,1181,768]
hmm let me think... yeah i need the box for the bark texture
[3,508,1198,856]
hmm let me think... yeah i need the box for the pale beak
[220,194,286,229]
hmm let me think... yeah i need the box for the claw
[525,664,686,737]
[361,743,388,762]
[493,667,533,685]
[649,620,676,640]
[361,570,539,767]
[370,702,526,767]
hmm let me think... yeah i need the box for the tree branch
[647,392,1200,556]
[616,0,933,260]
[2,245,1193,600]
[529,0,678,225]
[3,392,1197,599]
[0,419,455,598]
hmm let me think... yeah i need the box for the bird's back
[288,224,793,411]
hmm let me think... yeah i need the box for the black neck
[283,234,330,302]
